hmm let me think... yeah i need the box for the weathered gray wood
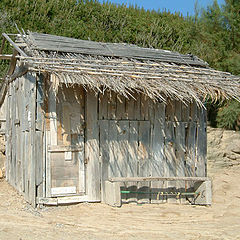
[29,72,37,206]
[185,122,197,177]
[181,102,190,122]
[48,145,83,152]
[51,152,79,190]
[38,195,99,206]
[49,74,57,146]
[107,91,117,119]
[125,96,135,120]
[11,81,17,188]
[175,122,186,203]
[140,95,149,121]
[85,90,100,201]
[99,120,109,202]
[2,33,28,57]
[104,181,121,207]
[126,121,138,202]
[138,121,151,203]
[36,75,44,131]
[194,180,212,205]
[51,186,77,196]
[99,92,108,120]
[109,176,209,182]
[196,107,207,177]
[185,121,197,199]
[116,95,126,120]
[190,102,198,122]
[5,81,11,182]
[46,131,51,198]
[108,120,118,178]
[0,54,12,60]
[134,94,141,120]
[31,32,207,67]
[117,121,129,202]
[164,121,177,203]
[36,130,43,198]
[151,101,166,203]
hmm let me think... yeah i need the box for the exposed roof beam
[0,54,12,60]
[2,33,28,57]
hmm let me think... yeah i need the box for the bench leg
[104,181,121,207]
[194,180,212,205]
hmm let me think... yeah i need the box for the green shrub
[216,100,240,130]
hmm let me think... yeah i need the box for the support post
[194,180,212,205]
[104,181,121,207]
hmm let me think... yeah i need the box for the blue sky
[99,0,225,16]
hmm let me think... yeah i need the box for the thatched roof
[2,31,240,106]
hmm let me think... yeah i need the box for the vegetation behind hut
[0,0,239,129]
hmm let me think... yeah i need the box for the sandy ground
[0,164,240,240]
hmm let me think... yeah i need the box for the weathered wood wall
[6,71,44,206]
[98,92,207,203]
[6,76,207,205]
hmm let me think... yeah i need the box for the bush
[216,100,240,130]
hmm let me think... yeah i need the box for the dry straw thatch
[6,31,240,106]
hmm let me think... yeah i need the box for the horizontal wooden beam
[108,176,210,182]
[48,145,83,152]
[37,195,100,205]
[0,54,12,60]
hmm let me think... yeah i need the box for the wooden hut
[0,31,239,207]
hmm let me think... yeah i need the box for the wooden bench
[104,177,212,207]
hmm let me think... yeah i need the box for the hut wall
[5,72,44,206]
[44,87,207,203]
[98,92,207,203]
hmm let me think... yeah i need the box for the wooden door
[47,85,85,197]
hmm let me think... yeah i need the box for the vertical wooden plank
[126,121,138,203]
[49,74,57,146]
[35,131,43,198]
[125,96,135,120]
[140,95,149,120]
[85,90,100,201]
[108,120,118,178]
[117,121,129,177]
[185,122,197,177]
[196,107,207,177]
[116,95,126,120]
[134,93,141,120]
[138,121,151,204]
[99,93,108,120]
[78,129,85,193]
[29,72,37,206]
[62,103,71,146]
[151,100,166,203]
[15,80,22,193]
[117,121,129,202]
[11,81,16,187]
[5,83,10,182]
[174,101,186,203]
[164,121,177,203]
[175,122,186,203]
[36,74,44,131]
[46,130,51,198]
[181,102,190,122]
[185,121,197,199]
[190,101,198,122]
[165,98,175,122]
[6,82,12,184]
[99,120,109,201]
[36,75,45,198]
[107,91,117,120]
